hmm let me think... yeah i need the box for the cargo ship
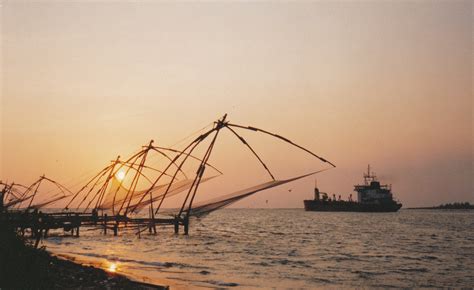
[304,165,402,212]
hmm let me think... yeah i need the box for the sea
[42,209,474,289]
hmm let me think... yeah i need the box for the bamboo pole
[225,125,275,180]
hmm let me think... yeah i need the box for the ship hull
[304,200,402,212]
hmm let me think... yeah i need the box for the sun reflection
[107,262,118,273]
[115,170,126,181]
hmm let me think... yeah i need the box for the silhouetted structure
[304,165,402,212]
[1,114,335,238]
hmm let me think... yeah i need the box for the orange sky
[1,1,472,208]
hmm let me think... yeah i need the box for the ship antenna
[364,164,370,185]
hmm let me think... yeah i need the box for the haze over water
[43,209,474,289]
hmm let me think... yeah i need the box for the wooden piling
[174,216,179,234]
[183,216,189,235]
[103,213,108,235]
[75,213,80,237]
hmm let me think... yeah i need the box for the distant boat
[304,165,402,212]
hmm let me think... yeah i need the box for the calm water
[43,209,474,288]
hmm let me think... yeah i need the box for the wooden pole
[75,213,80,237]
[183,216,189,235]
[120,141,153,216]
[153,127,218,216]
[227,123,336,167]
[174,216,179,234]
[181,114,227,223]
[103,213,108,235]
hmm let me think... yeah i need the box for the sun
[115,170,126,181]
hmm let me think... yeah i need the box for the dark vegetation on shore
[408,202,474,210]
[0,220,167,289]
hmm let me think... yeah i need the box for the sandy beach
[0,221,168,289]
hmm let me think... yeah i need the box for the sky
[1,0,472,208]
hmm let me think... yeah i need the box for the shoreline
[45,252,169,289]
[0,222,168,289]
[406,207,474,210]
[50,251,184,289]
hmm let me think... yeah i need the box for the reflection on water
[107,262,118,273]
[43,209,474,288]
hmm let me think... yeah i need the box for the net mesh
[189,170,325,217]
[99,176,219,213]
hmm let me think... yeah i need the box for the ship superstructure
[355,165,394,204]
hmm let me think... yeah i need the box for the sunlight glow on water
[107,262,117,273]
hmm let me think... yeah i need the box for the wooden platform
[1,209,190,247]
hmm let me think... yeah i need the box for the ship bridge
[355,165,393,203]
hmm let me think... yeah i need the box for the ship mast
[364,164,377,185]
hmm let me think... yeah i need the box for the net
[189,169,327,217]
[99,176,219,213]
